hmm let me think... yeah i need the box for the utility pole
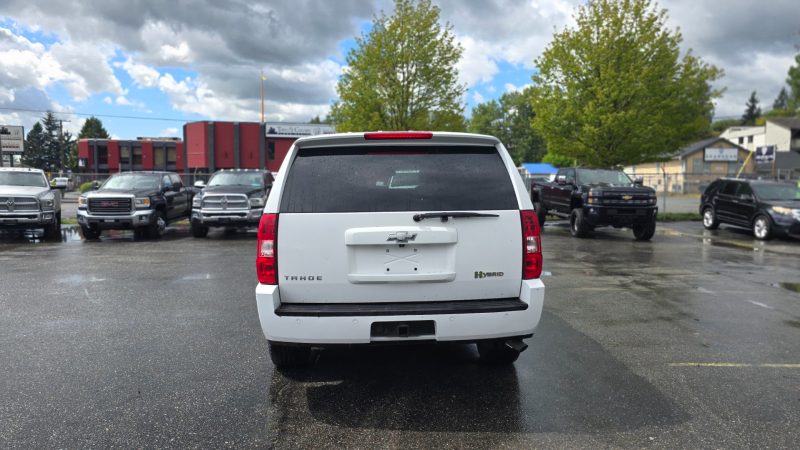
[58,119,70,176]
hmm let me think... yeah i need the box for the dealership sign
[0,126,24,154]
[265,123,335,138]
[754,145,775,164]
[704,147,738,162]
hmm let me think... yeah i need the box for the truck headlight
[193,196,202,208]
[249,197,264,208]
[78,197,87,209]
[40,199,54,210]
[135,198,151,209]
[37,191,55,210]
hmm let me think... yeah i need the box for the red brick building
[77,121,335,180]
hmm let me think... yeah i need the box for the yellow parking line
[670,363,800,368]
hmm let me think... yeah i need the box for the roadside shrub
[79,182,94,194]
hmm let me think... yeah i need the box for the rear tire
[269,343,312,368]
[633,221,656,241]
[191,222,209,238]
[477,341,521,364]
[702,207,719,230]
[81,225,101,240]
[148,210,166,239]
[533,202,546,227]
[753,215,772,240]
[569,209,589,238]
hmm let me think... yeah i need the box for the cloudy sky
[1,0,799,139]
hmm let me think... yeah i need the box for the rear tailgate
[275,141,524,304]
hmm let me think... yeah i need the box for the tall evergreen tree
[21,122,47,169]
[68,116,109,171]
[741,91,762,125]
[787,53,800,114]
[773,87,789,110]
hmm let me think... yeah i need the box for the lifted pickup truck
[531,168,658,240]
[78,171,193,239]
[190,169,274,238]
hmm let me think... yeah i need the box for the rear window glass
[279,145,518,213]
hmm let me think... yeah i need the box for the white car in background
[254,132,545,367]
[51,177,74,191]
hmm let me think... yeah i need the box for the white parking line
[747,300,774,309]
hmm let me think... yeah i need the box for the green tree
[332,0,467,132]
[787,53,800,114]
[468,88,546,165]
[68,116,109,171]
[308,115,323,124]
[530,0,724,167]
[773,87,789,110]
[21,122,47,169]
[542,153,575,168]
[709,118,740,136]
[741,91,761,125]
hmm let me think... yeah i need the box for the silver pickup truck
[0,167,63,239]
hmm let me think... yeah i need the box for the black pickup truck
[531,168,658,240]
[77,171,194,239]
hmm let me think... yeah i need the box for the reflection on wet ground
[0,224,258,245]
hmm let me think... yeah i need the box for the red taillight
[256,214,278,284]
[520,210,542,279]
[364,132,433,140]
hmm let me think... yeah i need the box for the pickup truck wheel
[753,215,772,240]
[702,207,720,230]
[533,202,546,227]
[269,343,311,368]
[477,341,521,364]
[569,209,589,238]
[191,223,209,238]
[148,211,167,239]
[633,222,656,241]
[43,213,60,240]
[81,225,101,240]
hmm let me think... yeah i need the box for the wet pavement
[1,223,800,448]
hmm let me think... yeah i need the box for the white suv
[255,132,545,367]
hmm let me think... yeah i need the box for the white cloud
[159,127,180,136]
[114,96,145,108]
[486,85,496,93]
[103,96,112,104]
[505,83,534,93]
[472,91,485,103]
[119,59,161,88]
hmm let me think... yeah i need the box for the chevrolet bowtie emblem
[387,231,417,243]
[622,195,632,200]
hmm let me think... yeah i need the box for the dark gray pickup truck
[531,168,658,240]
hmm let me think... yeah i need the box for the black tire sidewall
[570,209,588,238]
[148,211,166,238]
[703,207,719,230]
[533,202,546,227]
[753,215,772,240]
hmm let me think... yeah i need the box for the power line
[0,106,195,123]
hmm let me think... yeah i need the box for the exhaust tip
[505,340,528,353]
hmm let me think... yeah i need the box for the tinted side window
[736,183,753,197]
[170,174,182,188]
[704,180,722,194]
[280,145,518,213]
[720,182,738,196]
[564,169,576,182]
[162,175,172,188]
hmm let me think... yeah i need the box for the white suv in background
[255,132,545,367]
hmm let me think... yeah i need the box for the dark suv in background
[700,178,800,240]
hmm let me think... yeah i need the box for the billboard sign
[754,145,776,164]
[704,147,738,162]
[0,126,24,154]
[265,123,335,138]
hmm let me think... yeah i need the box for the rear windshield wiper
[413,212,500,222]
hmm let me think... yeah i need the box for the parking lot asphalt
[1,223,799,448]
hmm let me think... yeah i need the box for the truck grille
[89,198,133,215]
[202,194,249,210]
[0,196,39,212]
[603,191,651,206]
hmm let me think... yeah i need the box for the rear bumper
[255,279,545,345]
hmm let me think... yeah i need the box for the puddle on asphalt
[181,273,212,280]
[702,238,759,252]
[0,225,83,243]
[785,320,800,329]
[775,282,800,293]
